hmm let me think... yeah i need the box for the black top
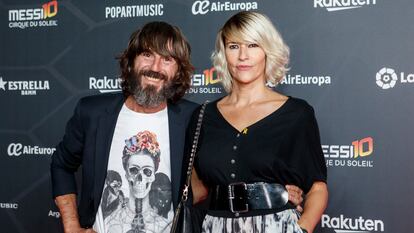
[190,97,327,217]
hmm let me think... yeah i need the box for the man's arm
[51,98,92,232]
[55,194,97,233]
[297,181,329,233]
[55,194,82,233]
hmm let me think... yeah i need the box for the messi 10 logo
[191,67,221,86]
[322,137,373,159]
[9,1,58,21]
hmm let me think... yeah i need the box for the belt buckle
[228,182,249,214]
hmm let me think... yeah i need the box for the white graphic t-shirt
[94,104,173,233]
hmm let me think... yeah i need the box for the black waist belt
[209,182,289,214]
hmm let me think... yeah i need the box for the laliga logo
[376,67,397,89]
[192,0,210,15]
[376,67,414,90]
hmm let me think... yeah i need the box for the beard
[128,69,175,108]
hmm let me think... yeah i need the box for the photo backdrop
[1,0,414,232]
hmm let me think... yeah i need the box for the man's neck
[125,96,167,113]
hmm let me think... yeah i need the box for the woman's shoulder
[285,96,315,114]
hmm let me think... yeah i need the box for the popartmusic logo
[323,137,374,168]
[0,203,18,209]
[8,0,58,29]
[105,4,164,19]
[187,67,222,94]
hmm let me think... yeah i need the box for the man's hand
[67,228,97,233]
[55,194,97,233]
[285,185,304,212]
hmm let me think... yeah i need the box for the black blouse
[194,97,327,193]
[188,97,327,216]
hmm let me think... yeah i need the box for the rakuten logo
[89,76,121,93]
[322,214,385,232]
[7,143,56,157]
[314,0,377,12]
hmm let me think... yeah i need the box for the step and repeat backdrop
[1,0,413,232]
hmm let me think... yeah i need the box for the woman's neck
[225,82,272,106]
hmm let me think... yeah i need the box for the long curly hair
[118,21,194,103]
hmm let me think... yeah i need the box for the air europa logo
[278,74,332,86]
[7,143,56,157]
[187,67,222,94]
[314,0,377,12]
[322,214,385,232]
[191,0,258,15]
[8,0,58,29]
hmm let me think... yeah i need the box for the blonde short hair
[212,11,290,92]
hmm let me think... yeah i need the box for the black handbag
[170,102,208,233]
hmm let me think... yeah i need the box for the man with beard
[50,22,197,233]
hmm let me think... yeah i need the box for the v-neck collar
[213,96,291,133]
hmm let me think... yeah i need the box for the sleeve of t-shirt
[288,105,327,194]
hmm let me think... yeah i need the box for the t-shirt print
[100,131,172,233]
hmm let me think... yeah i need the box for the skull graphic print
[102,131,173,233]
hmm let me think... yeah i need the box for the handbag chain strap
[181,101,208,201]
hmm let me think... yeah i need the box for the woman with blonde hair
[188,11,328,233]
